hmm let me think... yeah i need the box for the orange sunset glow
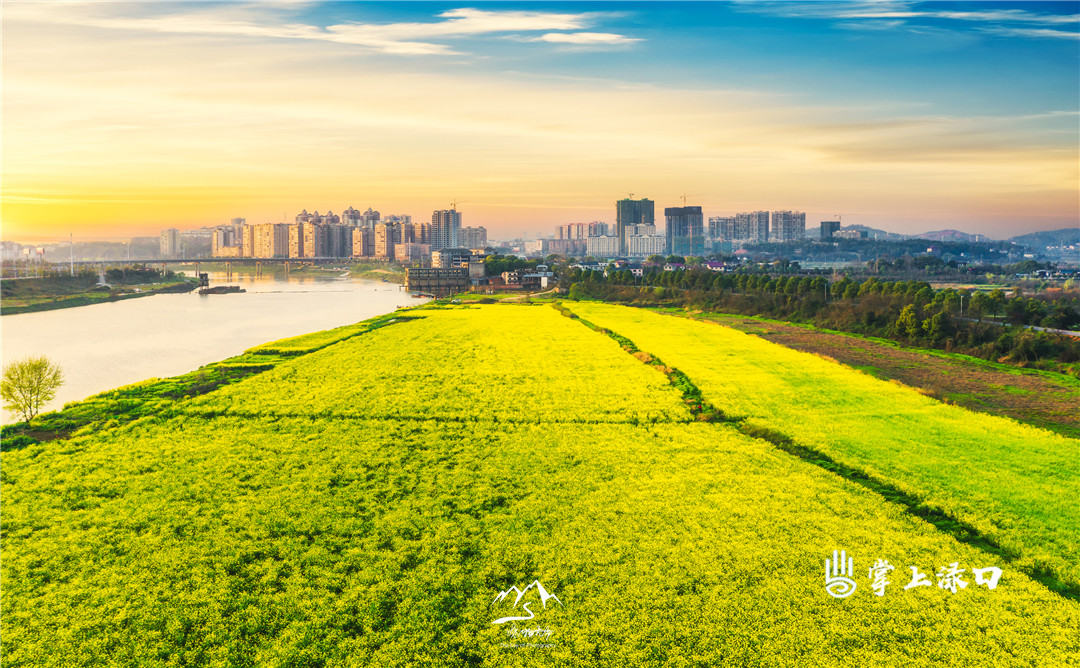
[3,2,1077,241]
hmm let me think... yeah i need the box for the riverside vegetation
[1,268,195,315]
[565,267,1080,377]
[2,304,1077,667]
[679,311,1080,440]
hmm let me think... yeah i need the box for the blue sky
[3,1,1077,239]
[284,1,1079,111]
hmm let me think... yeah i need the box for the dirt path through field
[686,312,1080,439]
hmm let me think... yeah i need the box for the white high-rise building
[770,211,806,242]
[160,228,180,258]
[430,209,462,250]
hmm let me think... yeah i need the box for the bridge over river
[26,257,369,279]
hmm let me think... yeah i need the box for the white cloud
[882,9,1079,25]
[834,20,906,32]
[2,3,639,56]
[434,8,595,33]
[735,1,1080,39]
[526,32,642,45]
[980,27,1080,41]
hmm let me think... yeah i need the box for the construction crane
[680,193,699,206]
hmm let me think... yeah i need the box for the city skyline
[3,1,1078,242]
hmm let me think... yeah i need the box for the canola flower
[567,301,1080,597]
[2,304,1077,667]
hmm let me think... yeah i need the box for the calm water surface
[1,273,422,420]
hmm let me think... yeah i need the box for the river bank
[1,279,197,315]
[1,274,419,420]
[193,261,406,283]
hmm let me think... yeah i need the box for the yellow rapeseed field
[2,304,1076,666]
[567,301,1080,599]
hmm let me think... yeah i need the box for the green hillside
[2,304,1077,667]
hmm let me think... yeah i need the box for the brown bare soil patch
[691,313,1080,439]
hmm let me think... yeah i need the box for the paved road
[957,317,1080,338]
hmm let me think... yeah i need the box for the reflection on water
[1,274,422,420]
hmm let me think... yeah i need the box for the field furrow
[3,416,1076,666]
[3,304,1077,667]
[565,301,1080,598]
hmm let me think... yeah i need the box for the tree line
[564,267,1080,376]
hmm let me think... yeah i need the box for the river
[1,273,423,421]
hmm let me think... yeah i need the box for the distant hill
[802,224,902,241]
[1008,227,1079,249]
[841,224,906,241]
[914,229,984,243]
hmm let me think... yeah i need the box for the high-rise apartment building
[361,208,381,227]
[252,223,289,258]
[212,227,238,249]
[733,211,770,243]
[616,198,654,256]
[665,206,705,257]
[557,223,586,240]
[227,218,245,248]
[212,227,242,258]
[770,211,806,242]
[302,222,325,257]
[707,216,733,240]
[289,224,305,258]
[160,228,180,258]
[374,222,398,260]
[341,207,361,226]
[352,228,374,257]
[587,221,609,237]
[295,210,340,225]
[820,220,841,239]
[242,224,255,257]
[459,226,488,248]
[430,209,462,250]
[326,225,353,258]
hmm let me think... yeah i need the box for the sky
[2,1,1078,242]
